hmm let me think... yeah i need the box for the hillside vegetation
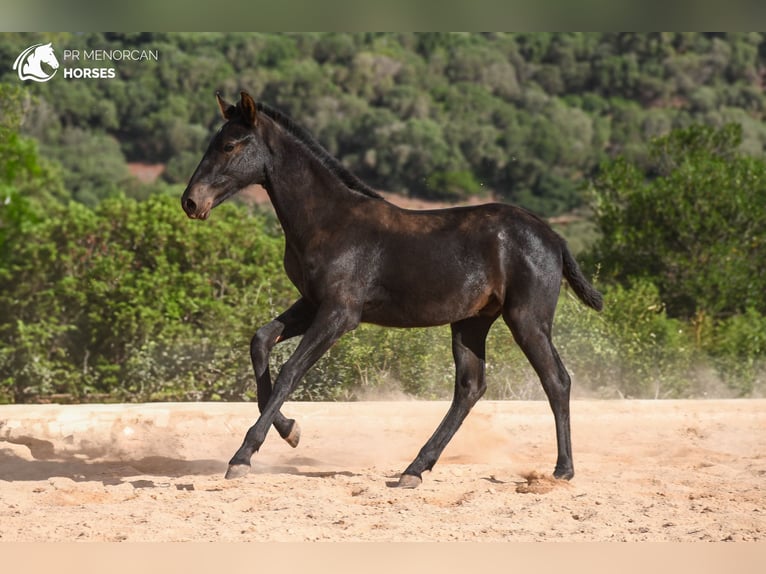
[3,32,766,213]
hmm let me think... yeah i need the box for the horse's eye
[223,142,235,152]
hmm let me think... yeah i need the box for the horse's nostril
[183,197,197,214]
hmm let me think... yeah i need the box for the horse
[13,43,59,82]
[181,91,603,488]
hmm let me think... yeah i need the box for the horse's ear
[239,91,258,126]
[216,92,236,120]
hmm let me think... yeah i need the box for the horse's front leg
[226,302,361,479]
[251,298,316,447]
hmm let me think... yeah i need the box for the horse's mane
[254,102,383,200]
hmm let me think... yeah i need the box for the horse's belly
[361,282,502,328]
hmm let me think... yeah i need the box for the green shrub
[700,308,766,396]
[298,324,455,401]
[0,192,292,403]
[2,190,763,403]
[555,278,696,399]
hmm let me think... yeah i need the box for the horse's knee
[249,332,265,365]
[250,326,278,367]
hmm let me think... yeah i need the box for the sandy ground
[0,399,764,542]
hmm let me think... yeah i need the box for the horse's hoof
[397,474,422,489]
[225,464,251,480]
[553,467,574,481]
[283,421,301,448]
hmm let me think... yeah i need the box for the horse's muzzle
[181,185,214,220]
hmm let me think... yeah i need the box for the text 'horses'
[181,91,603,487]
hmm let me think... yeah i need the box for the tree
[0,84,66,206]
[42,127,132,205]
[589,123,766,319]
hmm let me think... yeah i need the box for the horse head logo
[13,43,59,82]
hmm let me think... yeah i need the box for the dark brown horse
[181,91,603,488]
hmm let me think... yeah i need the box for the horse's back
[355,201,564,327]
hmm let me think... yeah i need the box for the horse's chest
[283,246,310,296]
[282,244,336,302]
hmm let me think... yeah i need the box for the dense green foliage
[3,32,766,215]
[0,193,293,402]
[587,122,766,396]
[2,189,762,403]
[590,123,766,319]
[1,33,764,403]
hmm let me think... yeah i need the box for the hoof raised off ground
[397,474,422,489]
[225,464,251,480]
[283,421,301,448]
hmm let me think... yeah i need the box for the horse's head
[181,91,267,220]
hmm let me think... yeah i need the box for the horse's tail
[561,241,603,311]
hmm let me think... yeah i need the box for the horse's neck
[264,133,364,247]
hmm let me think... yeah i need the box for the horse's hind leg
[503,303,574,480]
[250,298,316,448]
[398,316,495,488]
